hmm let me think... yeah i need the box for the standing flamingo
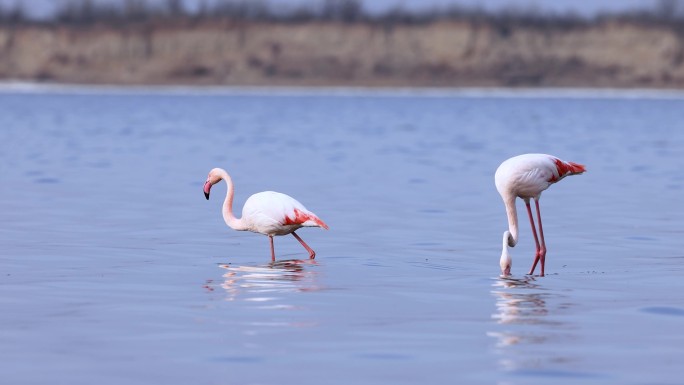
[203,168,329,261]
[495,154,585,277]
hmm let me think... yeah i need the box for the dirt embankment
[1,20,684,87]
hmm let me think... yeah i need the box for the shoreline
[3,80,684,100]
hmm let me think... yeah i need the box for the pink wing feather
[283,208,329,229]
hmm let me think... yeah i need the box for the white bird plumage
[495,154,586,277]
[204,168,328,260]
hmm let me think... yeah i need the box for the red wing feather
[283,208,329,230]
[550,158,586,182]
[565,161,586,174]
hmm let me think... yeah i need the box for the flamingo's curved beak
[203,180,212,200]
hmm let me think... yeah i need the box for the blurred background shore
[2,0,684,88]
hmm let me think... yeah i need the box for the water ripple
[641,306,684,317]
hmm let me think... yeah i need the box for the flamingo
[203,168,329,261]
[495,154,585,277]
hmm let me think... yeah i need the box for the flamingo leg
[292,231,316,259]
[525,200,543,276]
[535,199,547,277]
[269,235,276,262]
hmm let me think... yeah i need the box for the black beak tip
[204,192,210,200]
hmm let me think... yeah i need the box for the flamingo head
[204,168,224,200]
[500,231,513,276]
[500,252,512,277]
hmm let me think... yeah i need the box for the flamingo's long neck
[219,171,247,231]
[503,194,519,247]
[500,194,518,275]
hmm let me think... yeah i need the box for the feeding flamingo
[203,168,328,261]
[495,154,585,277]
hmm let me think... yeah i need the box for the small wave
[641,306,684,317]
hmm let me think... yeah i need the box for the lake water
[1,85,683,385]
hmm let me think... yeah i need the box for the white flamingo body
[204,168,328,260]
[241,191,327,236]
[496,154,560,199]
[496,154,585,277]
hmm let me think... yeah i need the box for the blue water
[1,86,683,384]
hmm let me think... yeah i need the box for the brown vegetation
[1,0,684,87]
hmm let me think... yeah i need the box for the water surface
[1,86,683,384]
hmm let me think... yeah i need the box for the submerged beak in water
[204,180,211,200]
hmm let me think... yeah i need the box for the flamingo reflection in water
[487,276,576,372]
[488,277,549,347]
[205,259,322,306]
